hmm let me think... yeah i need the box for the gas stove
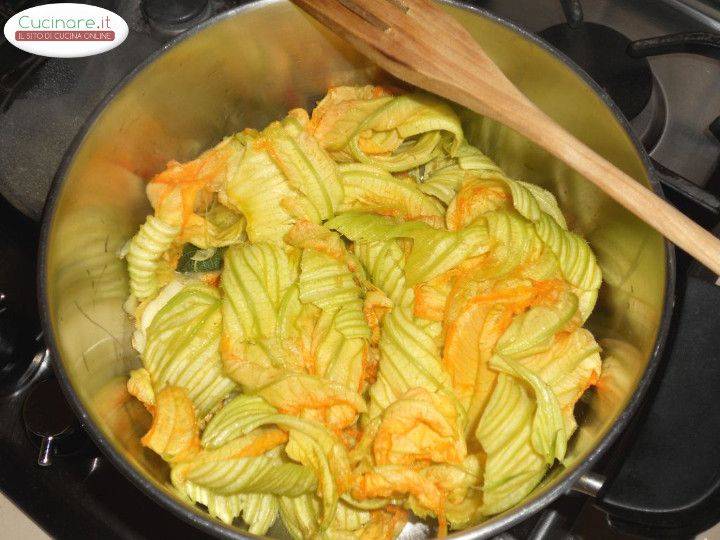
[1,0,720,539]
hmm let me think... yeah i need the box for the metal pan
[38,1,675,537]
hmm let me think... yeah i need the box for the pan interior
[42,1,667,537]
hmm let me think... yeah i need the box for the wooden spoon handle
[292,0,720,273]
[378,50,720,274]
[488,97,720,275]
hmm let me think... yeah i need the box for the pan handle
[572,471,605,497]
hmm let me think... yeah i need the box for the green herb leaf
[176,243,223,274]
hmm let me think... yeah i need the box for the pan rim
[37,1,676,538]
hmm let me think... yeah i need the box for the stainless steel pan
[39,1,675,537]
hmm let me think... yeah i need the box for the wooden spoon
[292,0,720,274]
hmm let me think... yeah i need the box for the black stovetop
[2,0,720,539]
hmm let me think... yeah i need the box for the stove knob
[142,0,210,36]
[23,379,87,466]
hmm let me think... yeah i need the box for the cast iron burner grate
[535,0,672,155]
[534,0,720,215]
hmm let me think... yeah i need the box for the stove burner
[142,0,211,36]
[629,76,666,151]
[23,378,87,466]
[539,22,653,120]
